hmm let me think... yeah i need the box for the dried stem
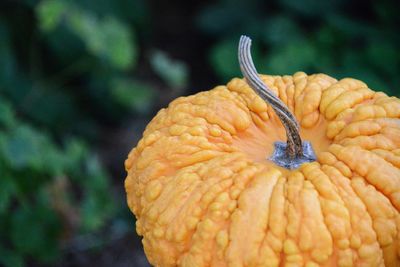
[238,35,303,159]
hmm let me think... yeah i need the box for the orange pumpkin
[125,36,400,266]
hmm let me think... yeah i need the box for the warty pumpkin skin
[125,71,400,265]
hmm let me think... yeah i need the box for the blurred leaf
[0,22,17,86]
[0,125,43,170]
[279,0,344,17]
[331,50,390,92]
[80,156,114,231]
[36,0,66,31]
[18,85,77,129]
[327,15,375,37]
[36,1,137,70]
[0,247,24,267]
[210,39,242,81]
[40,142,67,176]
[150,51,188,89]
[315,25,340,49]
[262,16,303,45]
[366,41,399,75]
[197,0,260,35]
[210,38,266,80]
[11,204,60,262]
[64,139,88,172]
[0,97,16,128]
[68,12,136,70]
[373,0,400,24]
[0,174,15,214]
[264,39,317,75]
[111,78,155,112]
[0,124,67,175]
[119,0,150,27]
[101,17,136,70]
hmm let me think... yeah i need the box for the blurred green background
[0,0,399,266]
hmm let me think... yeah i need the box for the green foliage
[0,97,115,265]
[198,0,400,95]
[111,78,155,112]
[0,0,152,266]
[37,0,137,70]
[150,51,189,89]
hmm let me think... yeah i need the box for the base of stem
[269,141,316,170]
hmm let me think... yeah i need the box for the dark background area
[0,0,399,266]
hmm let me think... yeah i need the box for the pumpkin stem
[238,35,316,169]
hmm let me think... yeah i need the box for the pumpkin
[124,36,400,267]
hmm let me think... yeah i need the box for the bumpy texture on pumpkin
[125,72,400,267]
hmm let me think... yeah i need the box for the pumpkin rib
[144,158,239,266]
[375,97,400,118]
[339,118,398,143]
[181,160,260,267]
[354,174,398,247]
[320,164,364,265]
[350,175,396,264]
[261,176,287,265]
[372,149,400,168]
[226,168,281,266]
[293,72,308,101]
[320,165,364,265]
[158,172,201,226]
[329,145,400,212]
[175,154,253,266]
[301,163,353,265]
[295,82,322,128]
[229,164,271,266]
[324,88,375,121]
[273,76,289,106]
[319,151,353,179]
[284,171,316,265]
[319,78,368,114]
[322,167,397,266]
[339,134,398,151]
[177,178,231,266]
[333,120,382,142]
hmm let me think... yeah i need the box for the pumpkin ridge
[330,145,400,212]
[372,149,400,168]
[301,163,352,265]
[319,150,353,179]
[332,116,399,151]
[319,78,367,114]
[321,164,385,265]
[226,168,281,266]
[181,161,259,266]
[282,171,308,265]
[320,164,365,265]
[333,120,382,142]
[255,170,282,266]
[144,159,238,266]
[260,175,287,266]
[320,165,360,264]
[339,134,397,151]
[177,154,253,266]
[325,88,375,121]
[176,179,229,266]
[350,175,396,264]
[273,76,289,106]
